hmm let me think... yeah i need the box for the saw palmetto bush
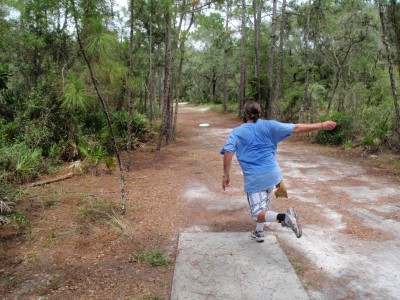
[0,143,42,184]
[99,111,154,152]
[77,141,114,174]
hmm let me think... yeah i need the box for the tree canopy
[1,0,400,189]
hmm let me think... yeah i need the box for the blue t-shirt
[220,120,294,193]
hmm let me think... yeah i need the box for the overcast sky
[115,0,127,9]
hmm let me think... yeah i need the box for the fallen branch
[25,172,74,187]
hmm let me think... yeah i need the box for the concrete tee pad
[171,232,309,300]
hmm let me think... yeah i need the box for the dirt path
[1,103,400,299]
[174,103,400,299]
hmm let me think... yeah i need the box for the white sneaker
[284,208,302,238]
[250,230,265,242]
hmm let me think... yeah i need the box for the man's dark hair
[243,101,261,123]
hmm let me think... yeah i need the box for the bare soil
[1,103,400,299]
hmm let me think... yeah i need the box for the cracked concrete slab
[171,232,309,300]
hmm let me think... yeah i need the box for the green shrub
[46,143,63,166]
[100,111,152,151]
[362,134,374,146]
[0,120,21,142]
[19,119,54,150]
[317,111,354,145]
[374,120,390,141]
[81,110,107,135]
[11,210,27,229]
[355,104,395,149]
[59,139,79,161]
[0,179,17,226]
[0,143,42,184]
[78,143,106,167]
[342,138,353,149]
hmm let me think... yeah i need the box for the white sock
[256,222,264,232]
[265,211,279,222]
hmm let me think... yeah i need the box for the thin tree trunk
[308,0,321,127]
[223,0,231,113]
[167,1,190,145]
[265,0,277,118]
[272,0,287,119]
[169,1,184,144]
[253,0,261,103]
[299,0,311,123]
[157,44,163,113]
[211,67,218,103]
[149,7,155,123]
[379,0,400,134]
[327,68,340,113]
[308,41,317,125]
[389,0,400,78]
[172,10,194,139]
[70,0,126,214]
[126,0,135,171]
[239,0,247,117]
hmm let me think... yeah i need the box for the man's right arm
[292,120,337,134]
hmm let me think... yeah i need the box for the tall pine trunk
[223,0,231,113]
[172,2,194,139]
[308,0,321,126]
[272,0,287,119]
[157,11,173,150]
[265,0,277,118]
[239,0,247,116]
[149,1,155,123]
[126,0,135,171]
[299,0,311,123]
[253,0,262,103]
[389,0,400,78]
[379,0,400,134]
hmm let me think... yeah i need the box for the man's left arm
[222,151,233,191]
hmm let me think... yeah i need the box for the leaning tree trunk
[265,0,277,118]
[379,0,400,134]
[298,0,311,123]
[70,0,126,214]
[239,0,247,117]
[126,0,135,171]
[272,0,287,120]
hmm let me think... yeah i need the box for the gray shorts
[246,188,273,220]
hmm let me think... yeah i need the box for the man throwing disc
[220,101,337,242]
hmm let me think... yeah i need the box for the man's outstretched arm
[293,120,337,134]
